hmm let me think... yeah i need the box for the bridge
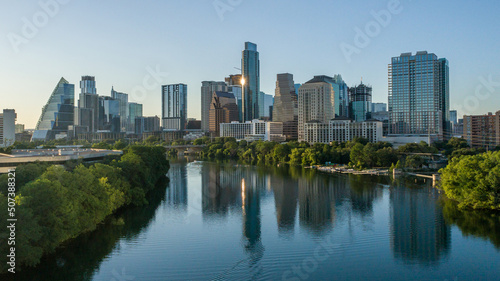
[394,169,441,187]
[164,145,206,155]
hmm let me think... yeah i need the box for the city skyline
[2,0,500,128]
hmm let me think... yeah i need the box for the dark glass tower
[242,42,260,121]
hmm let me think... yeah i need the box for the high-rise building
[273,73,298,140]
[98,96,121,133]
[162,84,187,131]
[298,76,336,141]
[242,42,260,121]
[372,103,387,113]
[332,75,349,118]
[349,83,372,122]
[0,109,16,147]
[261,93,274,118]
[449,110,458,125]
[76,76,99,133]
[15,124,24,134]
[225,74,243,86]
[388,51,450,140]
[209,91,239,136]
[201,81,228,131]
[303,118,382,144]
[32,77,75,141]
[111,87,129,132]
[128,102,143,133]
[463,111,500,149]
[228,85,243,122]
[135,116,161,135]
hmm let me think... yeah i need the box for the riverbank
[312,165,390,176]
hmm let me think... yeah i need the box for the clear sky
[1,0,499,128]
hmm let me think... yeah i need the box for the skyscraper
[298,76,336,141]
[241,42,260,121]
[76,76,99,133]
[332,75,349,118]
[349,83,372,122]
[0,109,16,147]
[261,93,274,118]
[273,73,298,140]
[201,81,228,131]
[209,91,239,136]
[98,96,121,133]
[162,84,187,131]
[111,87,129,132]
[32,77,75,141]
[128,102,143,133]
[388,51,450,140]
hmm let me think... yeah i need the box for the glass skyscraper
[162,84,187,131]
[349,83,372,122]
[33,77,75,141]
[388,51,450,139]
[242,42,260,121]
[128,102,143,133]
[111,87,129,132]
[98,96,121,133]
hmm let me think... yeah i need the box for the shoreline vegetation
[0,145,170,274]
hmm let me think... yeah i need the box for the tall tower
[388,51,450,140]
[201,81,228,131]
[241,42,260,121]
[162,84,188,131]
[273,73,298,140]
[77,76,99,133]
[111,87,129,132]
[349,83,372,122]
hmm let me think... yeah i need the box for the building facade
[349,83,372,122]
[242,42,260,121]
[273,73,298,140]
[201,81,228,131]
[209,91,239,136]
[220,120,285,142]
[98,96,121,133]
[303,118,383,144]
[372,103,387,113]
[32,77,75,141]
[463,111,500,149]
[0,109,16,147]
[128,102,143,133]
[135,116,161,135]
[76,76,99,134]
[332,75,349,118]
[162,84,188,131]
[111,87,129,132]
[388,51,450,140]
[298,76,336,142]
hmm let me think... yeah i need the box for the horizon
[2,0,500,128]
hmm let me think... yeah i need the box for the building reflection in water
[201,164,241,218]
[272,175,298,235]
[348,175,384,218]
[166,163,188,210]
[298,176,336,235]
[390,183,451,265]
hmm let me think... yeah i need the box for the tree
[350,143,365,169]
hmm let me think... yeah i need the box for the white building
[304,118,383,144]
[0,109,17,147]
[162,84,188,131]
[220,120,286,142]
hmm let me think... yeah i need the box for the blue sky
[1,0,499,128]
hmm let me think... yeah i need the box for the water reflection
[272,175,298,234]
[389,180,451,265]
[166,163,188,210]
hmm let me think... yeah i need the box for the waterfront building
[162,84,188,131]
[135,116,161,135]
[303,118,382,144]
[111,87,129,132]
[349,82,372,122]
[32,77,75,141]
[201,81,228,131]
[0,109,16,147]
[298,76,336,141]
[220,120,285,142]
[242,42,260,121]
[274,73,298,140]
[209,91,239,136]
[388,51,450,140]
[463,111,500,149]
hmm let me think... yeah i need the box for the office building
[273,73,298,140]
[298,76,336,141]
[388,51,450,140]
[241,42,260,121]
[209,91,239,136]
[303,118,382,144]
[32,77,75,141]
[186,119,202,130]
[372,103,387,113]
[135,116,161,135]
[75,76,99,133]
[128,102,143,133]
[349,83,372,122]
[262,93,274,118]
[162,84,188,131]
[0,109,16,147]
[228,85,243,122]
[98,96,121,133]
[15,124,24,134]
[332,75,349,118]
[220,120,285,142]
[201,81,228,131]
[111,87,129,132]
[463,111,500,149]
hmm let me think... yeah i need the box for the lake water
[7,160,500,280]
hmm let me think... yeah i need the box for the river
[7,159,500,280]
